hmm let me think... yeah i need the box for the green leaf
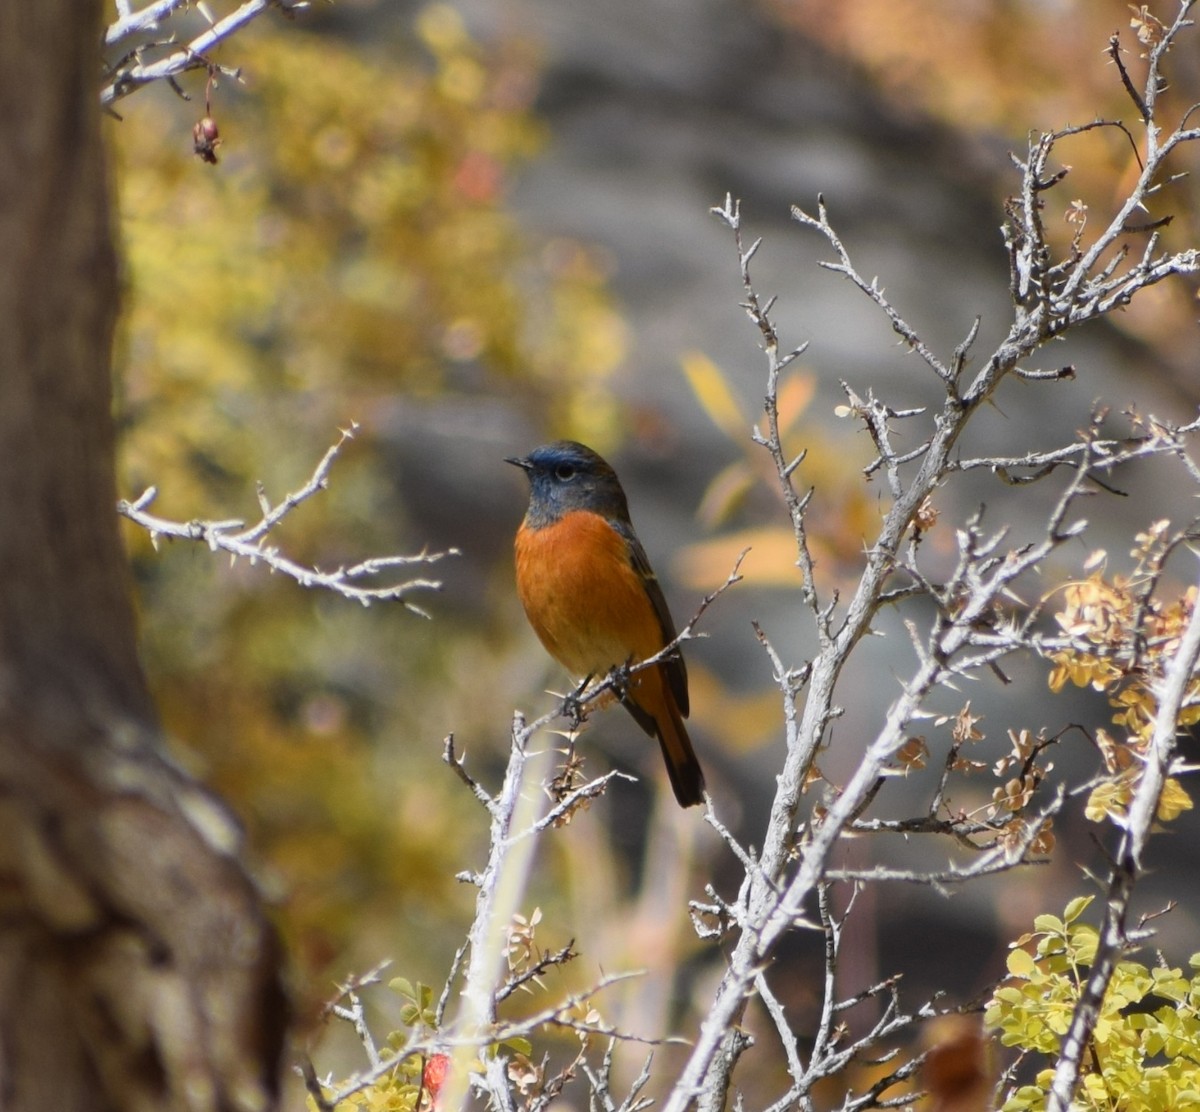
[1033,914,1065,935]
[1007,947,1037,977]
[1062,895,1094,924]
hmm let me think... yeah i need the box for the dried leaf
[896,736,928,771]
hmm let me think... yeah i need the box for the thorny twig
[118,425,457,616]
[664,8,1200,1112]
[713,197,820,618]
[582,1040,656,1112]
[102,0,311,107]
[496,940,578,1004]
[311,711,671,1112]
[754,883,964,1112]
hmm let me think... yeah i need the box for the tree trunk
[0,5,285,1110]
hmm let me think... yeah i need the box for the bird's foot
[607,661,633,705]
[561,674,594,729]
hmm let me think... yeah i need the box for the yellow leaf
[1157,777,1194,822]
[696,461,755,528]
[681,351,746,441]
[1063,895,1094,924]
[1006,947,1036,978]
[1085,779,1129,823]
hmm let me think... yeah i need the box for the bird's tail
[656,698,706,808]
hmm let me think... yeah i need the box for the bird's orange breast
[514,510,667,678]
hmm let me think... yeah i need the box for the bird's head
[507,440,631,527]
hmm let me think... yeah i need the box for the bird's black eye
[554,462,577,481]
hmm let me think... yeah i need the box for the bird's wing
[612,519,689,718]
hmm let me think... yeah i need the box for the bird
[507,440,706,807]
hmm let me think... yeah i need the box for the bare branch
[102,0,311,106]
[667,13,1200,1109]
[118,427,457,615]
[791,197,954,384]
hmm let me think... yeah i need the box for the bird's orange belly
[514,510,664,678]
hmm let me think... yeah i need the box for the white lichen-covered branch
[118,425,457,615]
[102,0,310,107]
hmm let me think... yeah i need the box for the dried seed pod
[193,116,221,164]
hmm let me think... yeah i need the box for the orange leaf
[773,371,816,434]
[673,527,801,591]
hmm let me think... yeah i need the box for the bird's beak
[505,455,532,471]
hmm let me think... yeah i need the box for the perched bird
[507,440,706,807]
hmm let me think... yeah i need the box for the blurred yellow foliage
[114,10,626,509]
[108,9,631,999]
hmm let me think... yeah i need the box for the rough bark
[0,5,285,1110]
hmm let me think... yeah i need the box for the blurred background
[108,0,1200,1103]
